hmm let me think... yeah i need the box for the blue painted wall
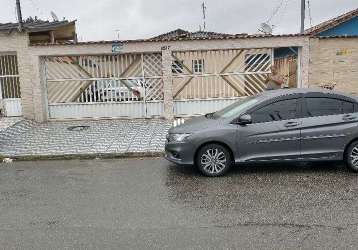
[318,16,358,36]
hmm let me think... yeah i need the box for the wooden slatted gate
[171,48,273,117]
[44,53,164,119]
[0,54,22,117]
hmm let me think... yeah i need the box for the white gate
[172,48,273,117]
[0,54,22,117]
[44,53,164,119]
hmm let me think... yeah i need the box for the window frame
[247,96,302,124]
[172,60,184,74]
[302,96,357,118]
[192,59,204,74]
[244,53,271,72]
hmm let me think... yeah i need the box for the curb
[0,151,165,162]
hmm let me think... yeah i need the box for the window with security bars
[245,53,271,72]
[172,60,184,74]
[192,59,204,74]
[0,55,21,99]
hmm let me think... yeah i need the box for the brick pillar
[31,56,48,122]
[16,34,36,121]
[15,34,47,122]
[162,48,174,120]
[298,39,310,88]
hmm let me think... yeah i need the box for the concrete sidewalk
[0,119,171,160]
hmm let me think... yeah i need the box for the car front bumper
[164,141,195,166]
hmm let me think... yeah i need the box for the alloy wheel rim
[351,146,358,168]
[201,148,227,174]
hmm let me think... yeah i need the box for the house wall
[3,33,357,122]
[309,37,358,95]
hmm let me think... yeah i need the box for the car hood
[169,116,225,134]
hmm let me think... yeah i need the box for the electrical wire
[266,0,286,24]
[271,0,291,27]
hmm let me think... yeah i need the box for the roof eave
[0,20,77,34]
[30,33,308,47]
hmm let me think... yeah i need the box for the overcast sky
[1,0,357,41]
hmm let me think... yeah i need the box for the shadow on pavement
[166,161,350,177]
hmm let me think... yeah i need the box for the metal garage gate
[0,54,22,117]
[171,48,273,117]
[44,53,164,119]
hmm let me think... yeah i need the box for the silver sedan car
[165,88,358,177]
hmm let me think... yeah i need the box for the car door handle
[284,121,300,128]
[343,115,357,121]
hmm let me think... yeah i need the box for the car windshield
[211,97,259,119]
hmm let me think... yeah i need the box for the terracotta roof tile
[30,33,306,46]
[149,29,243,40]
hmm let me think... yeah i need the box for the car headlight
[167,133,192,143]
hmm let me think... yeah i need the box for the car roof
[258,88,358,101]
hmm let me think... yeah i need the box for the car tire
[345,141,358,172]
[196,144,232,177]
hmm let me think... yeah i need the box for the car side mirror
[235,114,252,125]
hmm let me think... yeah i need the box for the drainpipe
[16,0,23,32]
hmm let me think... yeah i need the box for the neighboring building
[305,8,358,95]
[0,18,76,119]
[0,8,357,122]
[0,18,77,44]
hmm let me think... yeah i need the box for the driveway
[0,159,358,249]
[0,119,171,159]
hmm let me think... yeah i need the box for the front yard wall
[309,37,358,95]
[1,33,310,122]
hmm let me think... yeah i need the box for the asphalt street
[0,158,358,249]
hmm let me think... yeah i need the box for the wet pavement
[0,158,358,249]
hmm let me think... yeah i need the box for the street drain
[67,125,90,132]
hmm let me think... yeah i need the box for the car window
[251,99,298,123]
[212,97,259,119]
[304,98,355,117]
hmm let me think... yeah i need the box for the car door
[300,95,358,160]
[237,96,302,162]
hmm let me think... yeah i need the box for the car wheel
[346,141,358,172]
[196,144,232,177]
